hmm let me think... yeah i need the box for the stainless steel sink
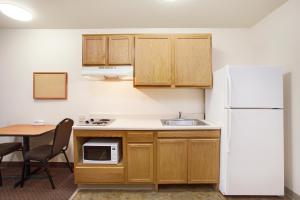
[161,119,207,126]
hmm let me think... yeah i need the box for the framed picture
[33,72,68,99]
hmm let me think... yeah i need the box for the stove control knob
[85,120,89,124]
[90,118,94,122]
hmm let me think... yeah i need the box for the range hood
[82,66,133,80]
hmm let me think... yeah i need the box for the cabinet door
[157,139,188,183]
[82,35,107,65]
[174,35,212,87]
[127,143,153,183]
[188,139,220,183]
[134,35,172,86]
[108,35,133,65]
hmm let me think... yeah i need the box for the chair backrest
[51,118,74,156]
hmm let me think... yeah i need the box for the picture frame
[33,72,68,100]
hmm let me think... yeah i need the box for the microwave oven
[82,138,121,164]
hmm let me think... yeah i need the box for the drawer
[157,130,220,139]
[75,166,124,184]
[127,132,154,143]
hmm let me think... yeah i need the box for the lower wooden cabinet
[188,139,220,183]
[127,143,154,183]
[73,130,220,186]
[127,132,154,143]
[157,138,220,184]
[75,166,125,184]
[157,139,188,183]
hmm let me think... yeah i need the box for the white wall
[2,10,298,195]
[0,28,254,162]
[2,8,298,195]
[251,0,300,195]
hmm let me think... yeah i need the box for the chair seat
[25,145,52,161]
[0,142,22,157]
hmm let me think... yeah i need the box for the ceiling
[0,0,287,29]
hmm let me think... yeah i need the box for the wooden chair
[0,142,22,186]
[20,118,74,189]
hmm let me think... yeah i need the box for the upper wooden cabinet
[134,34,212,88]
[82,33,212,87]
[174,35,212,87]
[134,35,172,86]
[108,35,133,65]
[82,35,107,65]
[82,35,133,66]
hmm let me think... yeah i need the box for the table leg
[23,136,30,177]
[14,136,31,188]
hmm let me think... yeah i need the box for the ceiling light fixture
[0,3,32,21]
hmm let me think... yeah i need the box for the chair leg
[20,161,26,188]
[43,164,55,189]
[0,169,2,187]
[62,151,73,173]
[29,166,43,176]
[0,157,3,187]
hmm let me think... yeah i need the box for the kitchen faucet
[178,112,182,119]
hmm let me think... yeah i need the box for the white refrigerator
[205,65,284,196]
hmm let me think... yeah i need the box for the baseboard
[78,184,155,191]
[285,187,300,200]
[1,161,74,168]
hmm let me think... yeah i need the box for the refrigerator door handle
[226,71,232,108]
[227,109,232,153]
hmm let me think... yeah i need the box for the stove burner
[99,119,110,121]
[81,118,114,126]
[93,121,108,125]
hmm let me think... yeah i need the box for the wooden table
[0,124,55,177]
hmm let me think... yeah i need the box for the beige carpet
[71,185,287,200]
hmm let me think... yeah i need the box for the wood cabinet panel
[157,139,188,183]
[134,35,172,86]
[108,35,133,65]
[188,139,220,183]
[174,35,212,87]
[73,129,220,186]
[82,33,212,87]
[75,166,124,184]
[157,130,220,139]
[82,35,107,65]
[127,143,154,183]
[127,132,154,143]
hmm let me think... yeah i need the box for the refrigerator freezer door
[222,109,284,196]
[226,66,283,108]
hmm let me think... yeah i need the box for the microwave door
[84,146,111,161]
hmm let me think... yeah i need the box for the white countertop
[73,118,221,131]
